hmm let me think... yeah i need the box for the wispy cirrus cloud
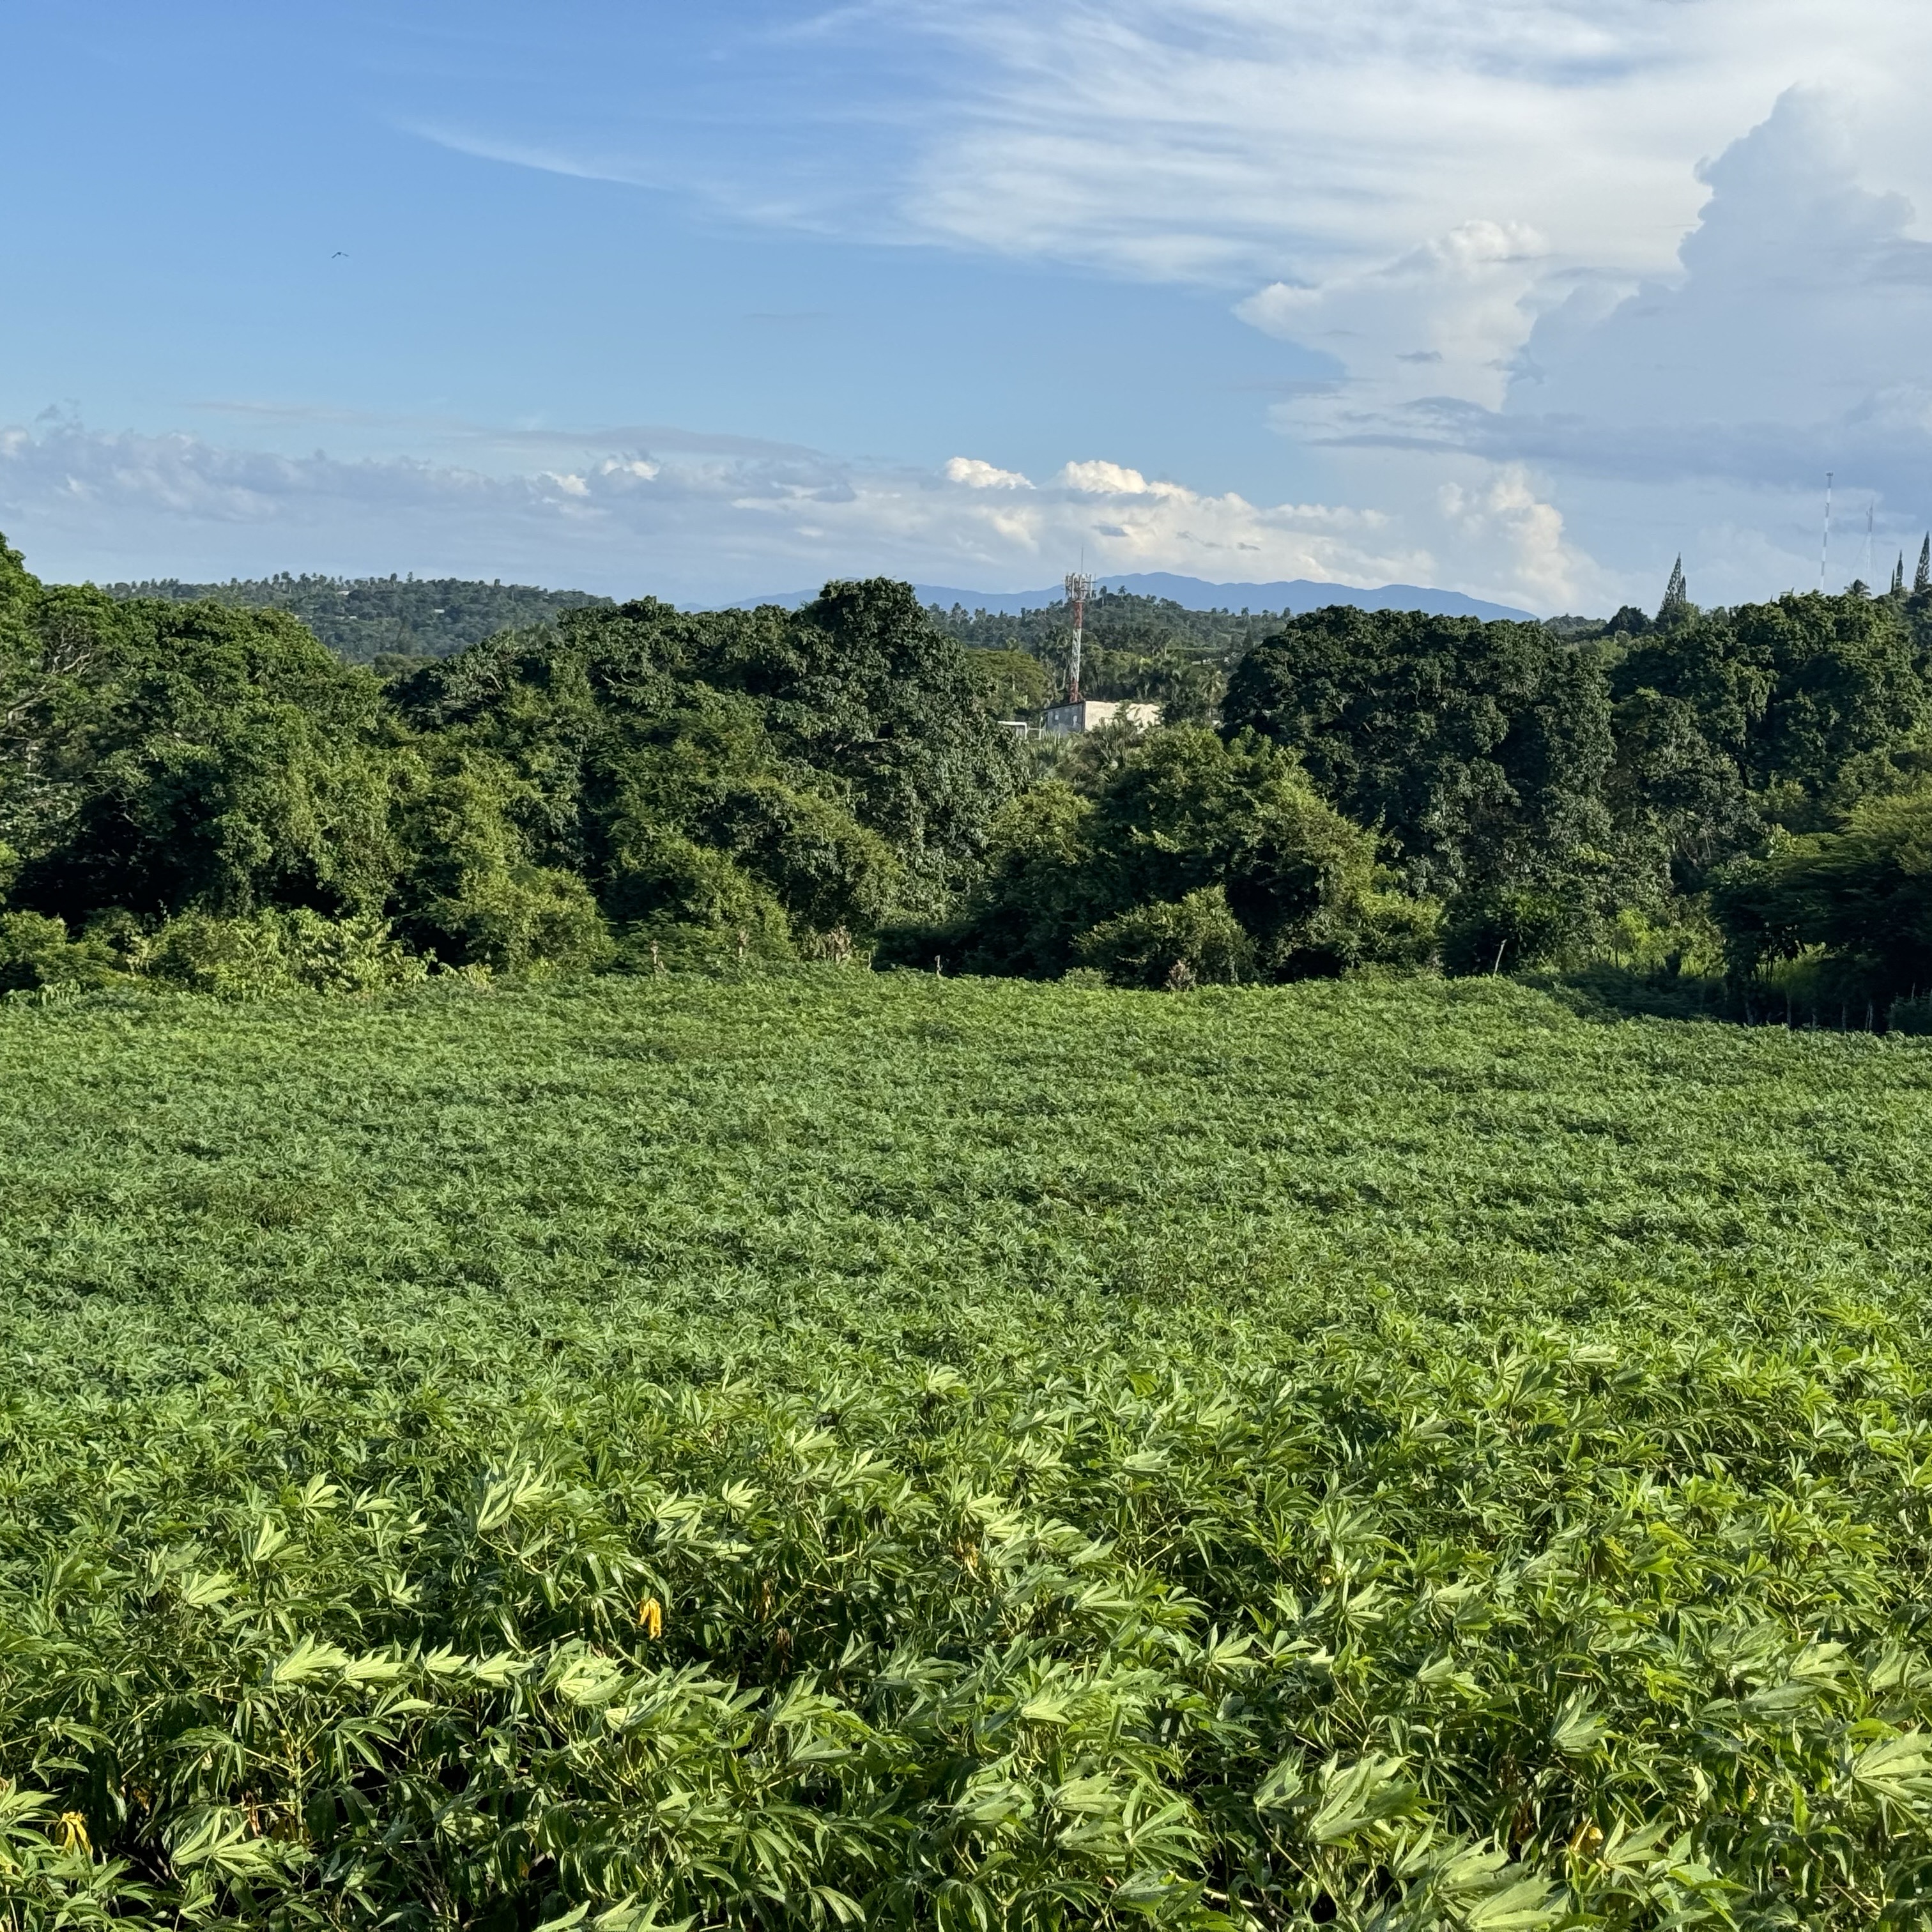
[398,121,660,187]
[415,2,1932,286]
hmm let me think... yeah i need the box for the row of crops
[6,972,1932,1927]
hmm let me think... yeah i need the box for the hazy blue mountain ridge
[742,572,1537,623]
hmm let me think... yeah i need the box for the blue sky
[5,0,1932,612]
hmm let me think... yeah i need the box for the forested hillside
[103,572,613,665]
[11,528,1932,1022]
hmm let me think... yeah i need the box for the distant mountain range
[737,571,1537,624]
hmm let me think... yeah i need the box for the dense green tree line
[103,571,613,667]
[911,573,1932,1004]
[13,528,1932,1013]
[0,537,1022,988]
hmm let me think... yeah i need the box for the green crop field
[6,972,1932,1929]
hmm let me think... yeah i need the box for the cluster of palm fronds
[5,974,1932,1927]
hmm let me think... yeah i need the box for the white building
[1041,699,1162,736]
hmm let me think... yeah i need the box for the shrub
[1075,885,1255,988]
[932,783,1106,977]
[1710,786,1932,997]
[604,829,796,972]
[0,911,118,992]
[1442,886,1585,976]
[1357,887,1444,970]
[603,829,793,946]
[1889,991,1932,1035]
[142,909,429,997]
[401,866,611,977]
[1599,898,1727,977]
[935,731,1406,981]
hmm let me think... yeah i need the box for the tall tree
[388,580,1025,946]
[1656,556,1691,629]
[1894,553,1908,595]
[1609,590,1928,840]
[1222,606,1614,899]
[923,728,1400,981]
[0,540,397,923]
[1917,536,1931,596]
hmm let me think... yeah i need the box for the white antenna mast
[1820,472,1833,593]
[1064,567,1094,705]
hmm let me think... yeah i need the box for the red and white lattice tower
[1064,571,1094,705]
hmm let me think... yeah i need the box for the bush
[602,829,793,954]
[617,907,794,974]
[1357,888,1444,970]
[1889,991,1932,1035]
[935,731,1409,982]
[1599,899,1727,977]
[931,783,1106,978]
[0,912,118,992]
[411,866,613,976]
[1442,887,1586,976]
[1710,787,1932,997]
[1075,885,1255,988]
[142,909,429,997]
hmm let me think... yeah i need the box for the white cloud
[406,4,1932,300]
[943,456,1032,489]
[1292,90,1932,603]
[1238,218,1552,408]
[1059,461,1162,496]
[336,1,1932,613]
[1438,466,1586,608]
[399,121,656,188]
[1,418,1576,607]
[1505,91,1932,448]
[877,0,1932,292]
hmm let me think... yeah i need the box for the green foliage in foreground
[7,974,1932,1925]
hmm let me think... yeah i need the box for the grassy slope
[7,972,1932,1926]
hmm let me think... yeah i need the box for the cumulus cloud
[885,4,1932,604]
[1500,91,1932,465]
[1239,219,1552,408]
[1289,90,1932,601]
[0,420,1483,606]
[942,457,1032,489]
[1438,466,1582,607]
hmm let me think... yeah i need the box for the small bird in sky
[332,250,348,259]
